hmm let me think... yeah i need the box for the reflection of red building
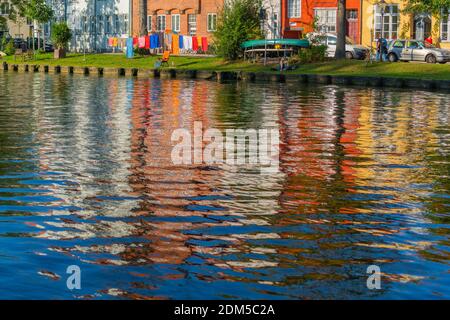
[281,0,361,43]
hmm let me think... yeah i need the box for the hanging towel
[145,36,150,49]
[126,38,134,58]
[197,36,202,50]
[133,37,138,46]
[138,36,146,48]
[202,37,208,52]
[192,36,198,51]
[108,38,113,46]
[179,35,183,49]
[172,34,180,55]
[183,36,189,50]
[112,37,118,47]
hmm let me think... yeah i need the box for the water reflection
[0,73,448,299]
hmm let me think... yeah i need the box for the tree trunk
[139,0,148,36]
[43,24,46,53]
[335,0,346,59]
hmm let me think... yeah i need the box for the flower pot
[54,48,66,59]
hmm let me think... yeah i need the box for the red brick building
[281,0,362,43]
[132,0,223,41]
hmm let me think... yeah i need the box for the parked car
[307,32,370,59]
[387,39,450,64]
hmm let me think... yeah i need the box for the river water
[0,72,448,299]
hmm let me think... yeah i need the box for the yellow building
[361,0,450,49]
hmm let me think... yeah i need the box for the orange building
[132,0,223,41]
[282,0,362,43]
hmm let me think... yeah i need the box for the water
[0,72,449,299]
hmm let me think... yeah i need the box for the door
[346,10,359,44]
[414,14,432,40]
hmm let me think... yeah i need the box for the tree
[214,0,263,60]
[24,0,53,52]
[404,0,450,45]
[51,21,71,58]
[139,0,147,36]
[335,0,346,59]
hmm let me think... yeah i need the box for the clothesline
[107,33,209,55]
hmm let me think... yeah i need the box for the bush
[4,41,15,56]
[295,45,328,64]
[214,0,263,60]
[51,22,72,49]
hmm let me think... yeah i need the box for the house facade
[46,0,131,52]
[131,0,222,41]
[0,1,32,39]
[281,0,362,43]
[361,0,450,49]
[262,0,282,39]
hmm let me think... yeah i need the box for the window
[374,4,398,39]
[105,15,112,34]
[207,13,217,32]
[90,16,96,34]
[347,9,358,20]
[156,15,166,32]
[114,15,120,34]
[147,15,152,32]
[407,40,419,49]
[82,16,88,33]
[441,9,450,41]
[171,14,180,32]
[123,14,129,34]
[314,9,337,32]
[188,14,197,36]
[288,0,301,18]
[97,15,103,34]
[0,2,9,15]
[273,13,279,38]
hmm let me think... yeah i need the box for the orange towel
[172,34,180,55]
[197,36,202,50]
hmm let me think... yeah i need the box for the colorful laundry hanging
[145,36,150,49]
[197,36,202,50]
[138,36,146,48]
[126,38,134,58]
[172,34,180,55]
[133,37,138,46]
[201,37,208,52]
[179,35,184,49]
[192,36,198,51]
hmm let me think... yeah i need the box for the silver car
[307,33,370,60]
[387,39,450,64]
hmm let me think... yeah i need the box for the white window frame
[188,14,197,36]
[156,15,166,32]
[288,0,301,18]
[314,8,337,33]
[114,14,120,34]
[105,15,112,34]
[373,4,399,40]
[97,15,103,34]
[207,13,217,32]
[171,14,180,32]
[441,9,450,42]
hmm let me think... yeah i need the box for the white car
[307,32,370,59]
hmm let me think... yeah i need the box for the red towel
[133,37,138,46]
[202,37,208,52]
[145,36,150,49]
[193,36,198,51]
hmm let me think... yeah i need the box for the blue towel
[179,35,183,49]
[126,38,134,58]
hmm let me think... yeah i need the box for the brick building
[132,0,223,41]
[282,0,362,43]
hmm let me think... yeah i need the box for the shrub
[51,22,72,49]
[4,41,15,56]
[295,45,328,64]
[214,0,263,60]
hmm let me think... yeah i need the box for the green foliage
[4,40,16,56]
[214,0,263,61]
[295,45,328,64]
[24,0,53,23]
[403,0,450,17]
[51,22,72,49]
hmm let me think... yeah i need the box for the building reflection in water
[0,73,448,299]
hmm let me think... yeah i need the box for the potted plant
[51,22,72,59]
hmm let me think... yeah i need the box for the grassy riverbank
[4,53,450,80]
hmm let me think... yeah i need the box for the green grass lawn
[4,53,450,80]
